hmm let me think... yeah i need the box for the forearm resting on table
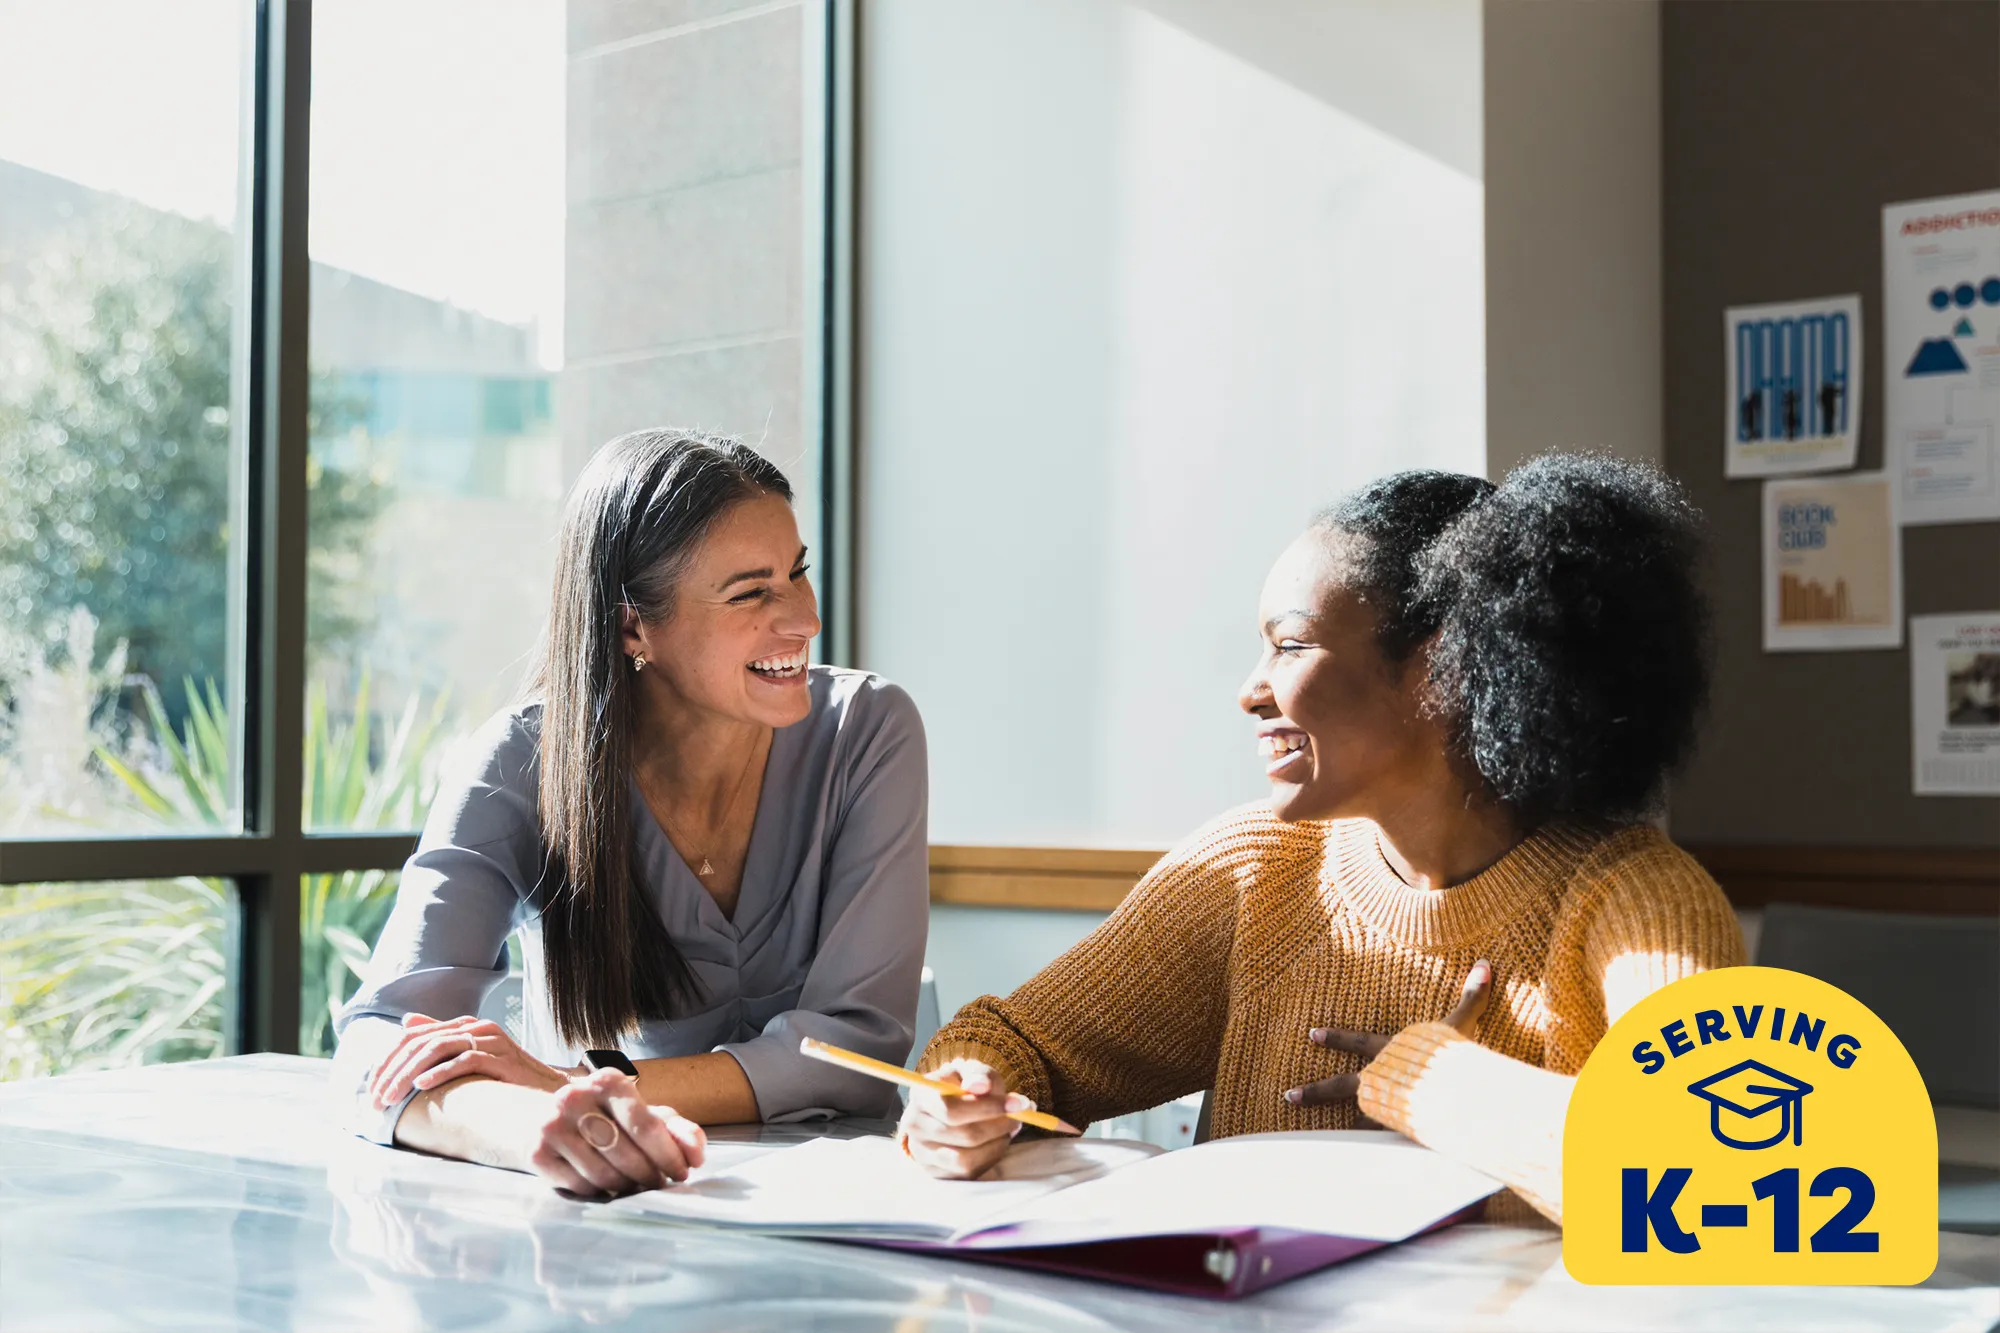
[1357,1022,1572,1225]
[392,1050,759,1166]
[394,1077,550,1170]
[629,1050,758,1125]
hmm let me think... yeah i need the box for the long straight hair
[533,428,793,1047]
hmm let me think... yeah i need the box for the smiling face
[622,491,821,729]
[1238,528,1440,823]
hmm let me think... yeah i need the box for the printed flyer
[1761,472,1902,652]
[1724,295,1861,477]
[1909,611,2000,795]
[1882,191,2000,525]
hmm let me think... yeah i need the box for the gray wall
[1662,0,2000,848]
[1484,0,1663,477]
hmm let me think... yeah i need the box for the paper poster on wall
[1762,471,1902,651]
[1883,191,2000,525]
[1724,295,1861,477]
[1910,612,2000,795]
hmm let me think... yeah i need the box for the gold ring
[578,1111,621,1151]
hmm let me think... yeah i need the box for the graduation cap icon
[1687,1060,1814,1150]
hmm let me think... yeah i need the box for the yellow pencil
[798,1037,1081,1135]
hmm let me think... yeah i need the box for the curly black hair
[1319,454,1711,828]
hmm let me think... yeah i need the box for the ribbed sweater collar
[1324,818,1603,950]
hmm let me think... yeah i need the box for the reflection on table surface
[1,1056,1995,1332]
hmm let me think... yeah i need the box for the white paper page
[1911,611,2000,794]
[1884,192,2000,525]
[603,1134,1161,1240]
[956,1131,1501,1248]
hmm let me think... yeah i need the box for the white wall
[858,0,1486,849]
[1482,0,1662,477]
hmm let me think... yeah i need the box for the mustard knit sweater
[919,806,1745,1225]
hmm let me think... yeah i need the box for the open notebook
[604,1130,1503,1298]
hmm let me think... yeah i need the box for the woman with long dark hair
[899,454,1742,1226]
[333,429,928,1196]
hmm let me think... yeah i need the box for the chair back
[475,971,525,1041]
[1755,902,1998,1109]
[908,965,942,1069]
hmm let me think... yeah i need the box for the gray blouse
[332,667,928,1136]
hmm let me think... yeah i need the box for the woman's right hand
[368,1011,572,1109]
[897,1058,1035,1180]
[523,1067,707,1197]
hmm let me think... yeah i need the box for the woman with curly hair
[900,454,1741,1226]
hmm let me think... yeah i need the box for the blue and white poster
[1884,191,2000,526]
[1724,295,1862,478]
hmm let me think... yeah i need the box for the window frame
[0,0,857,1058]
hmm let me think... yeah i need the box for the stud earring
[632,653,647,672]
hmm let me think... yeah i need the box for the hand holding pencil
[798,1038,1079,1181]
[798,1038,1078,1135]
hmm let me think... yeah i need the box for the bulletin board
[1661,0,2000,855]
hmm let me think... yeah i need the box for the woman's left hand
[369,1012,575,1109]
[1285,959,1492,1108]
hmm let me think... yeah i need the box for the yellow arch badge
[1564,966,1937,1284]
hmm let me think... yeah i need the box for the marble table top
[0,1056,1994,1332]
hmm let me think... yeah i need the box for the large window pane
[0,1,250,835]
[0,879,236,1080]
[304,2,828,832]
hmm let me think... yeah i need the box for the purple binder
[866,1203,1485,1299]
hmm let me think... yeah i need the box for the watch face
[584,1049,639,1077]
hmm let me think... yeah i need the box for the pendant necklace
[661,734,764,879]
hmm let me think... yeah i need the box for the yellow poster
[1564,966,1937,1285]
